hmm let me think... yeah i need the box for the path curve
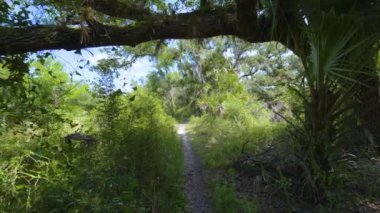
[177,124,212,213]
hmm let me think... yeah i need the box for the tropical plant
[274,8,380,200]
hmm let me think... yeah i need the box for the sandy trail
[177,124,212,213]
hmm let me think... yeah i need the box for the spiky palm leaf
[260,0,380,199]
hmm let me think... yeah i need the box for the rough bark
[0,0,274,55]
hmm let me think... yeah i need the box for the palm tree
[262,0,380,198]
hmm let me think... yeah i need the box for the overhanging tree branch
[0,9,273,55]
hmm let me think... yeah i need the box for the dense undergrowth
[188,93,380,212]
[188,98,380,212]
[184,60,380,211]
[1,33,379,212]
[188,102,380,212]
[188,99,285,169]
[188,97,286,212]
[0,61,185,212]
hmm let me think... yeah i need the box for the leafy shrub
[212,177,260,213]
[95,88,186,212]
[0,76,185,212]
[189,94,286,168]
[187,82,286,212]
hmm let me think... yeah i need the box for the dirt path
[177,124,212,213]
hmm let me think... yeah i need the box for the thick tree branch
[235,0,258,37]
[0,9,272,55]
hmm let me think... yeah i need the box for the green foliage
[0,58,185,212]
[146,39,252,121]
[287,11,380,197]
[2,0,380,211]
[94,88,186,212]
[188,74,285,168]
[184,63,287,210]
[146,70,194,121]
[212,178,260,213]
[150,39,294,211]
[1,58,95,133]
[0,58,96,212]
[212,179,241,213]
[189,107,283,168]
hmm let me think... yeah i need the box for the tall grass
[187,92,287,212]
[0,88,185,212]
[188,95,286,168]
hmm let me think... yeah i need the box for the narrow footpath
[177,124,212,213]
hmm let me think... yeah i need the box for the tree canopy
[0,0,379,55]
[2,0,380,211]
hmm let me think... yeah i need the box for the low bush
[0,88,185,212]
[212,176,260,213]
[187,91,287,212]
[188,95,286,168]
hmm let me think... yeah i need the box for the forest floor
[177,124,213,213]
